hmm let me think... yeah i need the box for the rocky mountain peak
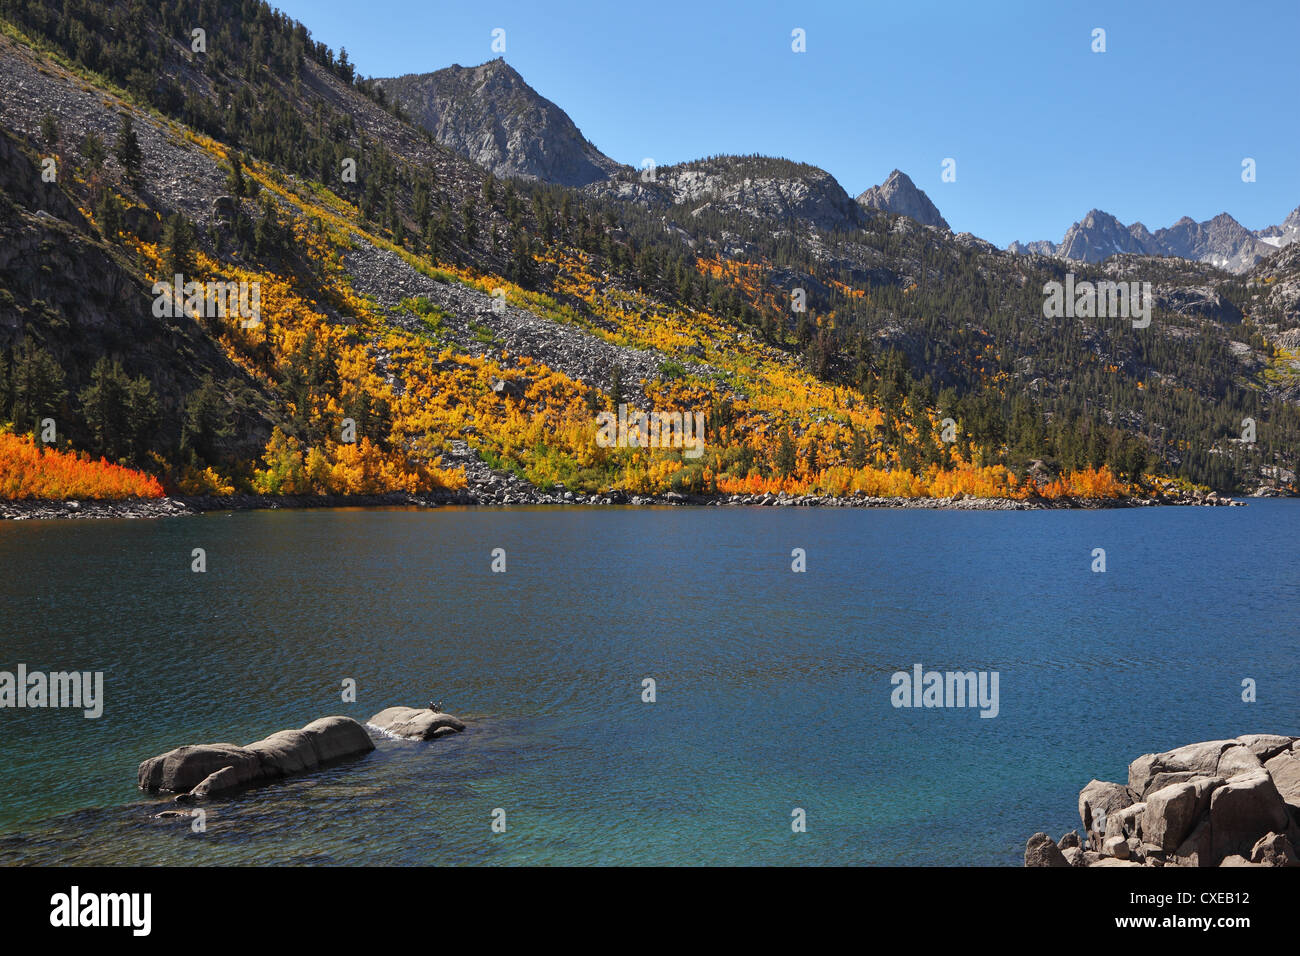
[855,169,949,230]
[1057,209,1149,263]
[1012,205,1296,273]
[375,59,622,187]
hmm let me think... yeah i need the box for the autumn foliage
[24,140,1133,505]
[0,431,164,500]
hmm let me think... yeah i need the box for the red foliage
[0,432,164,500]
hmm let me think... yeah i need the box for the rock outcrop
[1028,735,1300,867]
[368,706,466,740]
[138,716,375,800]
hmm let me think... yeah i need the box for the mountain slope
[0,0,1297,500]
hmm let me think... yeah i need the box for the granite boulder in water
[138,716,376,797]
[368,706,466,740]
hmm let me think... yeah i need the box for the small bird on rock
[428,699,443,713]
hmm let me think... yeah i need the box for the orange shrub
[0,432,164,500]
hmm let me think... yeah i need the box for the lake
[1,501,1297,865]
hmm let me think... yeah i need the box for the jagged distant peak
[855,169,949,231]
[1010,204,1296,274]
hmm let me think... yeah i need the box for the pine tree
[114,113,143,187]
[39,114,60,147]
[162,212,195,277]
[78,358,158,463]
[11,343,67,433]
[775,427,797,477]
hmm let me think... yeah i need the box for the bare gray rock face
[1209,768,1292,861]
[1153,213,1275,273]
[368,706,466,740]
[855,169,949,230]
[375,59,622,187]
[138,717,375,796]
[1007,239,1058,256]
[1144,778,1221,850]
[1058,210,1154,263]
[1156,286,1242,324]
[1256,205,1300,250]
[589,155,867,235]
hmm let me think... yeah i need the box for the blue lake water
[0,501,1297,865]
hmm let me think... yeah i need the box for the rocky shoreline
[0,484,1251,521]
[1026,735,1300,867]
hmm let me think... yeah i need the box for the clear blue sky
[272,0,1299,248]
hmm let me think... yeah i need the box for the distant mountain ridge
[1009,206,1300,273]
[382,57,1297,277]
[379,60,954,235]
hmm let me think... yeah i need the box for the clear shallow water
[0,502,1296,865]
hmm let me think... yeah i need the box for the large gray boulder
[139,716,375,795]
[1102,835,1130,859]
[1129,740,1263,797]
[245,729,321,777]
[301,716,376,762]
[1209,769,1292,862]
[1235,735,1296,761]
[1079,779,1133,848]
[1104,802,1146,843]
[1263,750,1300,814]
[138,743,263,794]
[368,706,466,740]
[1144,777,1222,851]
[1025,832,1070,867]
[1217,745,1266,779]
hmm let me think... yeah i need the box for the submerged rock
[176,766,244,802]
[367,706,466,740]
